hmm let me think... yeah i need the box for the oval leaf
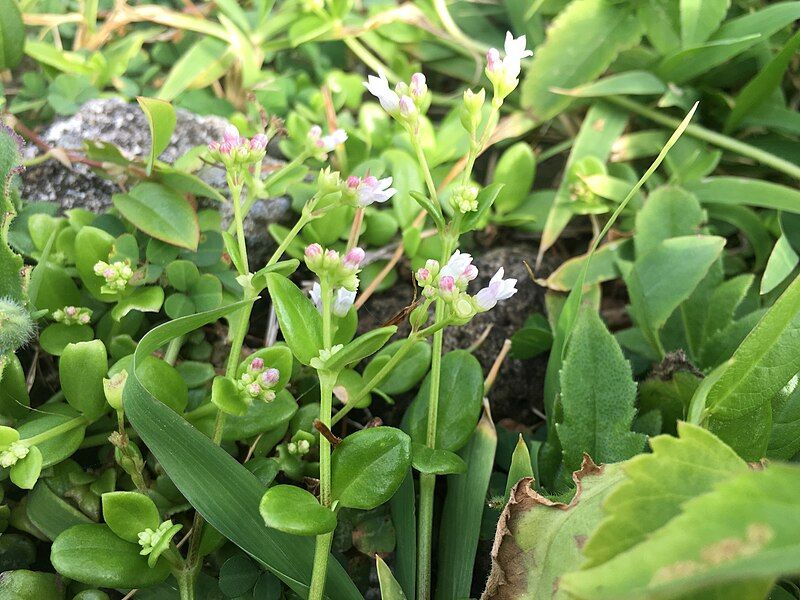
[259,485,336,536]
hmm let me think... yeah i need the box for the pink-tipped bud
[65,306,78,317]
[223,125,240,145]
[463,264,478,281]
[417,268,431,283]
[208,141,220,151]
[305,243,323,258]
[219,141,233,155]
[439,275,456,293]
[344,247,366,269]
[248,383,261,397]
[308,125,322,140]
[103,268,115,278]
[486,48,501,73]
[326,249,339,261]
[399,96,416,117]
[261,368,280,385]
[410,73,426,97]
[250,357,265,371]
[347,175,361,189]
[249,134,268,151]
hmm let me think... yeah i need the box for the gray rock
[359,244,552,424]
[20,98,291,266]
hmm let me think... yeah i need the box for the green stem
[267,213,310,267]
[412,139,440,208]
[230,177,250,275]
[21,416,88,447]
[164,336,183,366]
[235,152,310,224]
[176,566,197,600]
[606,95,800,180]
[431,0,489,55]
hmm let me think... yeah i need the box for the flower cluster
[52,305,92,325]
[305,244,366,317]
[93,260,133,294]
[0,440,28,468]
[237,357,280,403]
[450,184,480,213]
[364,72,428,124]
[137,520,179,560]
[307,125,347,156]
[416,251,517,321]
[346,174,397,208]
[207,125,268,168]
[485,33,532,101]
[287,439,311,456]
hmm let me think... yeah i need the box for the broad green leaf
[259,485,336,536]
[761,235,798,295]
[680,0,730,47]
[158,37,234,101]
[557,308,645,476]
[101,491,160,543]
[10,445,42,490]
[410,444,466,475]
[27,480,92,540]
[0,353,30,418]
[137,97,176,175]
[122,303,362,598]
[323,326,397,372]
[17,404,86,468]
[0,124,25,301]
[0,570,63,600]
[625,236,725,354]
[74,226,117,301]
[38,323,93,357]
[376,556,408,600]
[436,407,496,600]
[115,354,188,414]
[0,0,23,69]
[768,377,800,460]
[583,423,747,568]
[634,186,704,258]
[687,177,800,213]
[403,350,484,452]
[113,183,199,250]
[363,340,431,395]
[701,273,800,459]
[521,0,642,121]
[482,460,625,599]
[725,29,800,133]
[331,427,411,510]
[266,274,323,367]
[562,464,800,599]
[554,71,666,98]
[165,260,200,291]
[111,286,164,321]
[51,524,171,588]
[493,143,537,214]
[211,375,248,416]
[637,0,680,54]
[222,389,297,441]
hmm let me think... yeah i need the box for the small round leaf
[259,485,336,536]
[102,491,160,543]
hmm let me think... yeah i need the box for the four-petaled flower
[348,175,397,207]
[308,125,348,153]
[474,268,518,311]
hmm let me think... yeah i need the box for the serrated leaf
[0,124,24,301]
[557,307,645,477]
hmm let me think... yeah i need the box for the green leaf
[165,260,200,291]
[259,485,336,536]
[137,97,176,176]
[113,183,199,250]
[504,435,534,503]
[51,524,171,588]
[10,446,42,490]
[158,37,233,101]
[39,323,94,356]
[74,226,117,301]
[111,286,165,321]
[323,326,396,372]
[331,426,411,510]
[634,186,704,258]
[0,126,24,302]
[122,302,362,598]
[211,375,248,416]
[27,480,92,540]
[680,0,730,47]
[493,144,537,214]
[686,177,800,213]
[725,29,800,133]
[557,308,645,477]
[265,274,323,366]
[436,407,497,600]
[482,459,625,600]
[376,555,408,600]
[460,183,503,234]
[410,443,466,475]
[521,0,642,121]
[101,491,160,543]
[625,235,725,353]
[563,463,800,599]
[58,340,108,420]
[17,405,86,468]
[761,235,798,295]
[582,423,747,569]
[0,570,63,600]
[403,350,484,452]
[219,554,261,598]
[769,378,800,460]
[700,273,800,459]
[363,340,431,395]
[222,389,297,441]
[554,71,666,98]
[538,240,629,292]
[0,0,24,70]
[0,353,30,418]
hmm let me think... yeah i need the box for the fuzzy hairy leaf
[0,125,25,301]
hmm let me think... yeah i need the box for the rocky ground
[20,99,551,421]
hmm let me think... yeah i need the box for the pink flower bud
[250,357,265,371]
[219,141,233,155]
[248,383,262,397]
[308,125,322,140]
[417,268,430,283]
[208,141,220,151]
[486,48,501,73]
[399,96,416,117]
[261,368,280,385]
[326,249,339,261]
[223,125,240,145]
[65,306,78,317]
[439,275,455,293]
[463,264,478,281]
[344,247,365,269]
[410,73,426,97]
[249,134,268,151]
[305,243,323,258]
[347,175,361,189]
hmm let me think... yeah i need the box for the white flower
[504,32,532,68]
[485,32,532,97]
[439,250,475,281]
[355,175,397,207]
[332,288,356,317]
[364,73,400,114]
[310,282,323,311]
[474,268,518,311]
